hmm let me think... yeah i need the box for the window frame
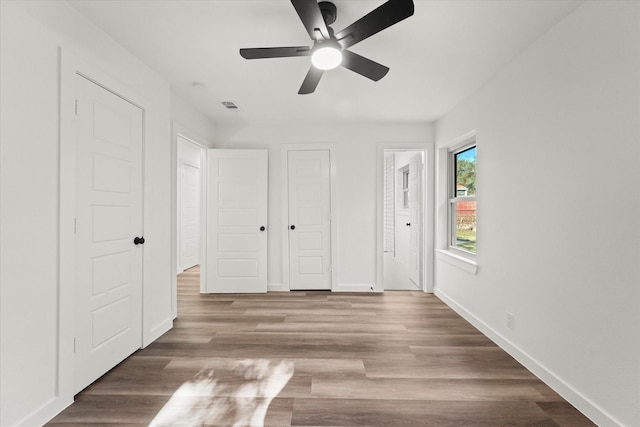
[448,140,477,258]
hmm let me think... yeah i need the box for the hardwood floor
[48,266,594,426]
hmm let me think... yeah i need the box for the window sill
[435,249,478,275]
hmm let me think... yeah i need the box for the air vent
[220,101,242,111]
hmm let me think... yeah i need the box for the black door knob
[406,223,411,227]
[134,236,145,245]
[290,225,296,230]
[260,226,265,231]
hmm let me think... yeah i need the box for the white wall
[215,123,433,289]
[0,2,174,425]
[433,2,639,426]
[171,91,217,148]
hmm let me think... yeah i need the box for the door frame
[376,143,435,293]
[176,134,205,273]
[59,49,151,406]
[170,125,210,298]
[280,144,338,292]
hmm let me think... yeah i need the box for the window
[449,143,476,255]
[402,168,410,208]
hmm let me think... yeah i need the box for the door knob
[290,225,296,230]
[134,236,145,245]
[406,223,411,227]
[260,226,265,231]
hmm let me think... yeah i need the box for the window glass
[454,200,476,253]
[455,146,476,196]
[451,145,476,254]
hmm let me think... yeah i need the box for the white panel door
[75,75,143,393]
[180,162,200,270]
[288,150,331,290]
[408,153,422,287]
[207,150,268,293]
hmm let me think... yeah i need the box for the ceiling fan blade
[291,0,331,41]
[341,50,389,81]
[335,0,414,49]
[298,66,324,94]
[240,46,312,59]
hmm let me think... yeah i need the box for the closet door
[287,150,332,290]
[74,75,143,393]
[206,149,268,293]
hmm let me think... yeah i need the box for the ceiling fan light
[311,46,342,70]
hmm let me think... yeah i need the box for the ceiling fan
[239,0,415,94]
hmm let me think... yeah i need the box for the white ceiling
[67,0,582,126]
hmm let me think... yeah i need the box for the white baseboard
[267,282,288,292]
[434,288,623,427]
[11,396,72,427]
[144,317,173,347]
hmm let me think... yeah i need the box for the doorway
[376,144,434,293]
[176,135,205,273]
[383,151,423,290]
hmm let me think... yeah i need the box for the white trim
[435,249,478,275]
[173,130,208,301]
[267,283,288,292]
[435,289,621,427]
[375,142,435,293]
[200,149,209,294]
[171,124,211,299]
[280,143,338,291]
[445,130,477,152]
[442,132,477,259]
[144,318,173,347]
[10,398,72,427]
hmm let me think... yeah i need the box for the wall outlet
[506,312,515,330]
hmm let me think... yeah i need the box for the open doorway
[176,135,206,274]
[383,150,423,290]
[377,143,434,293]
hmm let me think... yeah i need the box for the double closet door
[205,149,332,293]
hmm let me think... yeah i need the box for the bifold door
[206,150,268,293]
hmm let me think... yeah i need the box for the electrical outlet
[506,312,515,330]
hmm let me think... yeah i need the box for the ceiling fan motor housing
[318,1,337,26]
[239,0,415,94]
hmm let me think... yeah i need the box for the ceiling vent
[220,101,242,111]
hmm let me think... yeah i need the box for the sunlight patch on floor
[149,359,294,427]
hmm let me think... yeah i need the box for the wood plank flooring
[48,266,595,426]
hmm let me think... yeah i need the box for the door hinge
[74,218,77,234]
[74,99,79,116]
[73,337,76,353]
